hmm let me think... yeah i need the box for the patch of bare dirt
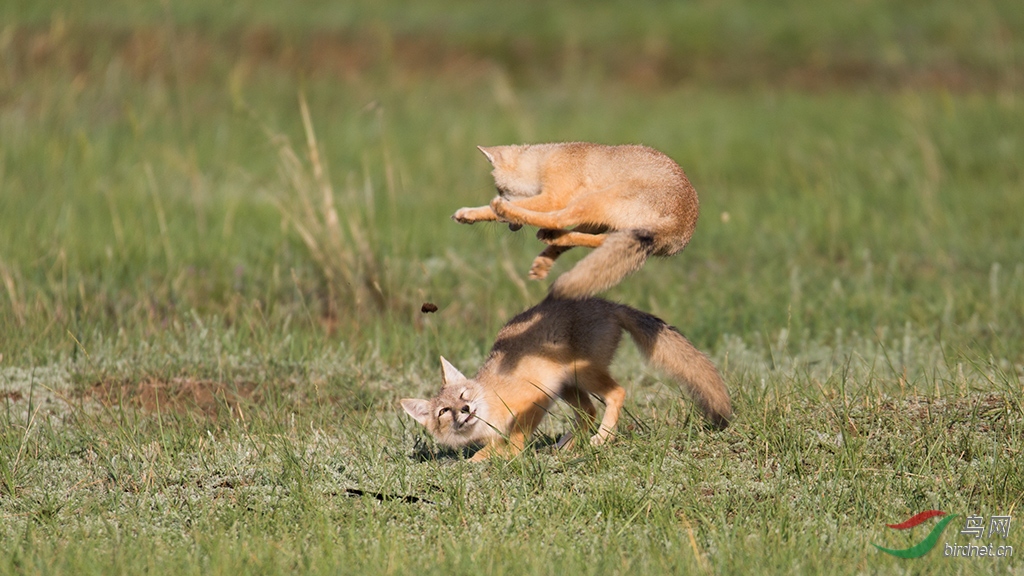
[85,377,261,419]
[1,390,25,402]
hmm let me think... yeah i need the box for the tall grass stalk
[270,94,388,328]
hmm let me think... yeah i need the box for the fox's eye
[438,407,450,417]
[459,391,466,400]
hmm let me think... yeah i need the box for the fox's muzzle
[452,403,476,429]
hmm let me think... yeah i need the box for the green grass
[1,1,1023,574]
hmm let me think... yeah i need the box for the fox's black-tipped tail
[614,305,732,429]
[549,230,657,299]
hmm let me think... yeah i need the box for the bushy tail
[549,230,656,299]
[614,305,732,429]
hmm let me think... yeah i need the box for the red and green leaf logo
[874,510,959,559]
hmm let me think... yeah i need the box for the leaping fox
[454,142,700,299]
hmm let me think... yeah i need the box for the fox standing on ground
[453,142,700,299]
[401,297,732,461]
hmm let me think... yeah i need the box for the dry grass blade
[269,94,389,326]
[0,258,25,327]
[298,94,344,268]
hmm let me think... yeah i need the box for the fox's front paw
[529,255,554,280]
[489,197,514,221]
[488,199,523,230]
[489,196,505,212]
[452,207,477,224]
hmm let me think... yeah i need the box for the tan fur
[401,297,731,461]
[454,142,700,299]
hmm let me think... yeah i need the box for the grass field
[1,1,1023,574]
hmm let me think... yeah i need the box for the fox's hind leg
[530,245,570,280]
[581,371,626,446]
[555,385,597,449]
[530,224,608,280]
[537,229,607,248]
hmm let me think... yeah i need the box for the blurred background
[0,0,1021,371]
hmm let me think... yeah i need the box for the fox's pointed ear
[439,356,467,385]
[477,145,496,165]
[400,398,432,427]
